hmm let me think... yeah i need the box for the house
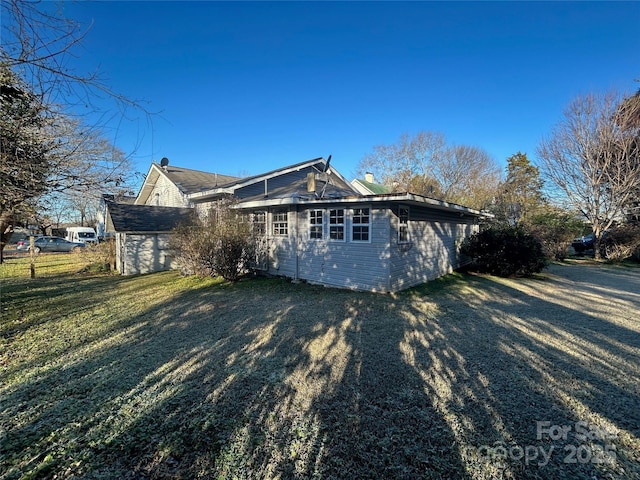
[351,172,392,195]
[107,157,486,292]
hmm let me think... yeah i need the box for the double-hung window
[272,210,288,236]
[398,207,410,243]
[329,209,345,241]
[309,210,323,239]
[352,208,370,242]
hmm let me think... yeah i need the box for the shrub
[169,203,263,281]
[598,224,640,262]
[77,240,115,272]
[461,225,547,277]
[526,211,585,261]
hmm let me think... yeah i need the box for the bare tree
[1,0,144,117]
[537,91,640,257]
[358,131,447,192]
[0,0,147,261]
[357,131,501,210]
[434,144,501,209]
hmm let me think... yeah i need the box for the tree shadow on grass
[400,263,639,479]
[1,277,470,479]
[2,265,639,479]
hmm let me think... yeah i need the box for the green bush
[461,225,548,277]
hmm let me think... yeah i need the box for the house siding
[295,206,390,292]
[389,206,478,291]
[266,208,298,278]
[146,175,189,207]
[116,233,175,275]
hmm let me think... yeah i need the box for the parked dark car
[571,233,595,253]
[32,236,85,253]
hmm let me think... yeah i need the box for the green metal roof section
[356,179,392,195]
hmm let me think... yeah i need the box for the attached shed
[105,201,194,275]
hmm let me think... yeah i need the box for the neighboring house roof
[351,178,392,195]
[106,201,194,233]
[102,193,137,205]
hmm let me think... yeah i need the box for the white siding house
[107,158,486,291]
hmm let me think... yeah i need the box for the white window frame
[329,208,345,241]
[398,206,410,244]
[309,209,324,240]
[252,211,266,237]
[351,207,371,243]
[272,210,288,237]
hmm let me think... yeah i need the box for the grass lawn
[1,254,639,479]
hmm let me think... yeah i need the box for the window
[253,211,266,237]
[309,210,323,239]
[398,207,410,243]
[352,207,370,242]
[329,209,345,240]
[272,210,288,236]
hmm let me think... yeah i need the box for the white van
[65,226,98,245]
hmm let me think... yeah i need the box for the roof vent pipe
[264,178,268,198]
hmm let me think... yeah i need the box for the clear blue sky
[55,1,639,184]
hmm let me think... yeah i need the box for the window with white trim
[272,210,288,236]
[309,209,323,239]
[352,207,370,242]
[253,211,266,237]
[329,209,345,241]
[398,206,410,243]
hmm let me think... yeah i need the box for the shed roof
[106,202,194,233]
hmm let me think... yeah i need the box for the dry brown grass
[1,258,639,479]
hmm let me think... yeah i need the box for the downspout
[386,207,392,293]
[293,197,299,281]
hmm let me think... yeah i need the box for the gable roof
[161,164,241,194]
[106,201,194,233]
[351,178,392,195]
[136,162,242,205]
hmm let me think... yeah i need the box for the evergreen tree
[494,152,545,225]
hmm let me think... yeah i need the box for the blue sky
[54,1,639,184]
